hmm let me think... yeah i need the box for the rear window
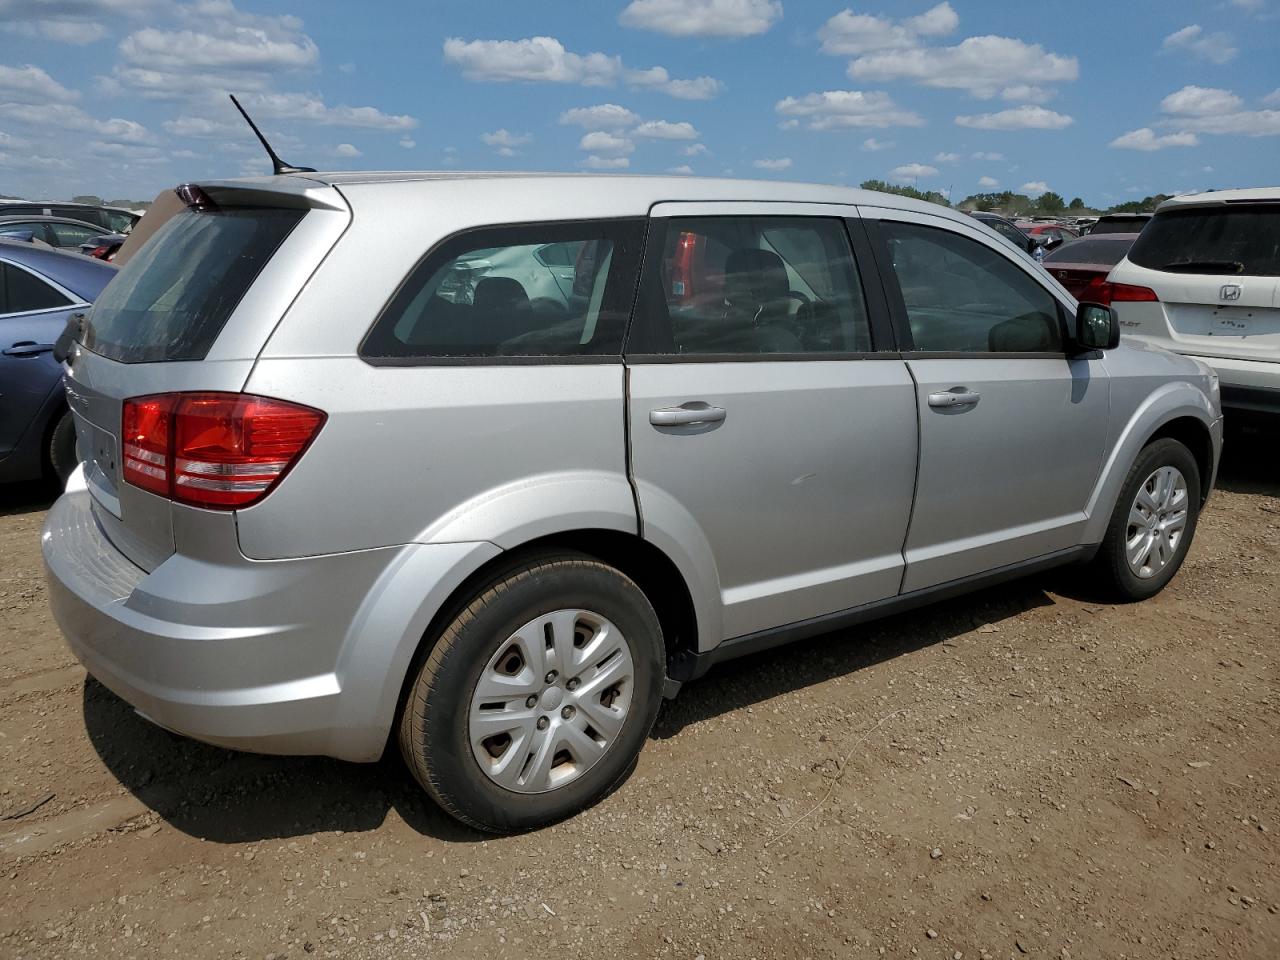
[1043,237,1133,267]
[361,219,644,361]
[1092,216,1149,235]
[1128,204,1280,277]
[83,206,303,363]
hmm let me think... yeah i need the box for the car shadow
[81,578,1058,843]
[80,677,482,844]
[1216,418,1280,497]
[0,479,58,518]
[653,579,1056,739]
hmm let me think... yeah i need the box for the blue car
[1,239,116,483]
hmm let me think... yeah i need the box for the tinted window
[104,210,138,233]
[1044,237,1134,267]
[0,262,72,314]
[0,223,44,242]
[49,222,103,246]
[52,207,107,230]
[1092,216,1149,235]
[633,216,872,355]
[1128,205,1280,277]
[883,221,1063,353]
[84,207,304,363]
[363,220,644,360]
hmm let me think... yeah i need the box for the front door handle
[927,388,981,409]
[3,341,55,358]
[649,402,727,426]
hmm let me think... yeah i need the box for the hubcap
[467,609,634,794]
[1125,465,1188,579]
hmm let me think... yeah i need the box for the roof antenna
[228,93,315,175]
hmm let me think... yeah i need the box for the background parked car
[0,200,139,235]
[969,212,1057,257]
[1105,188,1279,415]
[1091,213,1153,235]
[1042,233,1142,299]
[77,232,127,261]
[1017,221,1081,244]
[0,239,116,483]
[0,215,114,252]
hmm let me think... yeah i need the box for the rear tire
[47,410,78,484]
[1090,438,1201,601]
[398,553,664,833]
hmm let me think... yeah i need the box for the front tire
[398,553,664,833]
[1091,438,1201,601]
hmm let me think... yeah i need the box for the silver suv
[43,173,1222,832]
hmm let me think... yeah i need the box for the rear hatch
[64,178,349,571]
[1113,202,1280,362]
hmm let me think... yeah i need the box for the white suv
[1105,188,1280,415]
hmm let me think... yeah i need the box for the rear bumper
[1168,353,1280,414]
[42,476,497,761]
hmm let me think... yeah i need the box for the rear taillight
[122,392,325,509]
[1081,277,1160,306]
[88,244,112,260]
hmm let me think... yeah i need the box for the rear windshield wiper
[1158,259,1245,274]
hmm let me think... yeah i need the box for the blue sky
[1,0,1277,204]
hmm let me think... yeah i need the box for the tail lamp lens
[1082,278,1160,306]
[121,392,325,509]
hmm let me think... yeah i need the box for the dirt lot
[1,428,1277,960]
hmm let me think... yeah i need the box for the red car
[1041,233,1142,299]
[1016,222,1080,244]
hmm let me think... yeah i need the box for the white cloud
[162,116,241,138]
[0,64,80,104]
[1160,85,1243,116]
[443,35,721,99]
[0,130,31,149]
[933,151,960,163]
[333,142,361,157]
[481,129,532,157]
[0,0,161,46]
[971,150,1004,161]
[775,90,924,130]
[1230,0,1263,9]
[1157,85,1280,136]
[119,5,318,74]
[667,164,695,175]
[338,62,356,75]
[398,136,415,149]
[619,0,782,38]
[0,102,152,143]
[955,105,1073,130]
[240,92,418,130]
[1264,89,1280,108]
[1162,25,1237,65]
[625,66,722,100]
[862,137,893,151]
[1020,181,1049,195]
[1109,128,1199,151]
[890,162,938,182]
[849,35,1078,99]
[4,19,107,43]
[632,119,699,140]
[978,175,999,188]
[1000,84,1053,104]
[819,3,957,55]
[582,154,630,169]
[578,130,634,156]
[683,142,708,156]
[753,157,792,171]
[558,104,639,129]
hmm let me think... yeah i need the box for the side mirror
[1075,302,1120,350]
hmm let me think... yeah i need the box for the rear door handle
[649,402,727,426]
[927,388,981,408]
[3,341,54,358]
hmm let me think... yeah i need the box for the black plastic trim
[666,544,1097,688]
[626,351,897,364]
[1220,383,1280,415]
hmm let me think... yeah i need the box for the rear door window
[361,219,644,360]
[630,216,873,355]
[1128,204,1280,277]
[83,206,304,363]
[0,262,72,315]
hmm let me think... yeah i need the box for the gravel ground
[1,425,1277,960]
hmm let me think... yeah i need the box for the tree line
[858,180,1174,216]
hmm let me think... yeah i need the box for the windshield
[83,206,304,363]
[1128,205,1280,277]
